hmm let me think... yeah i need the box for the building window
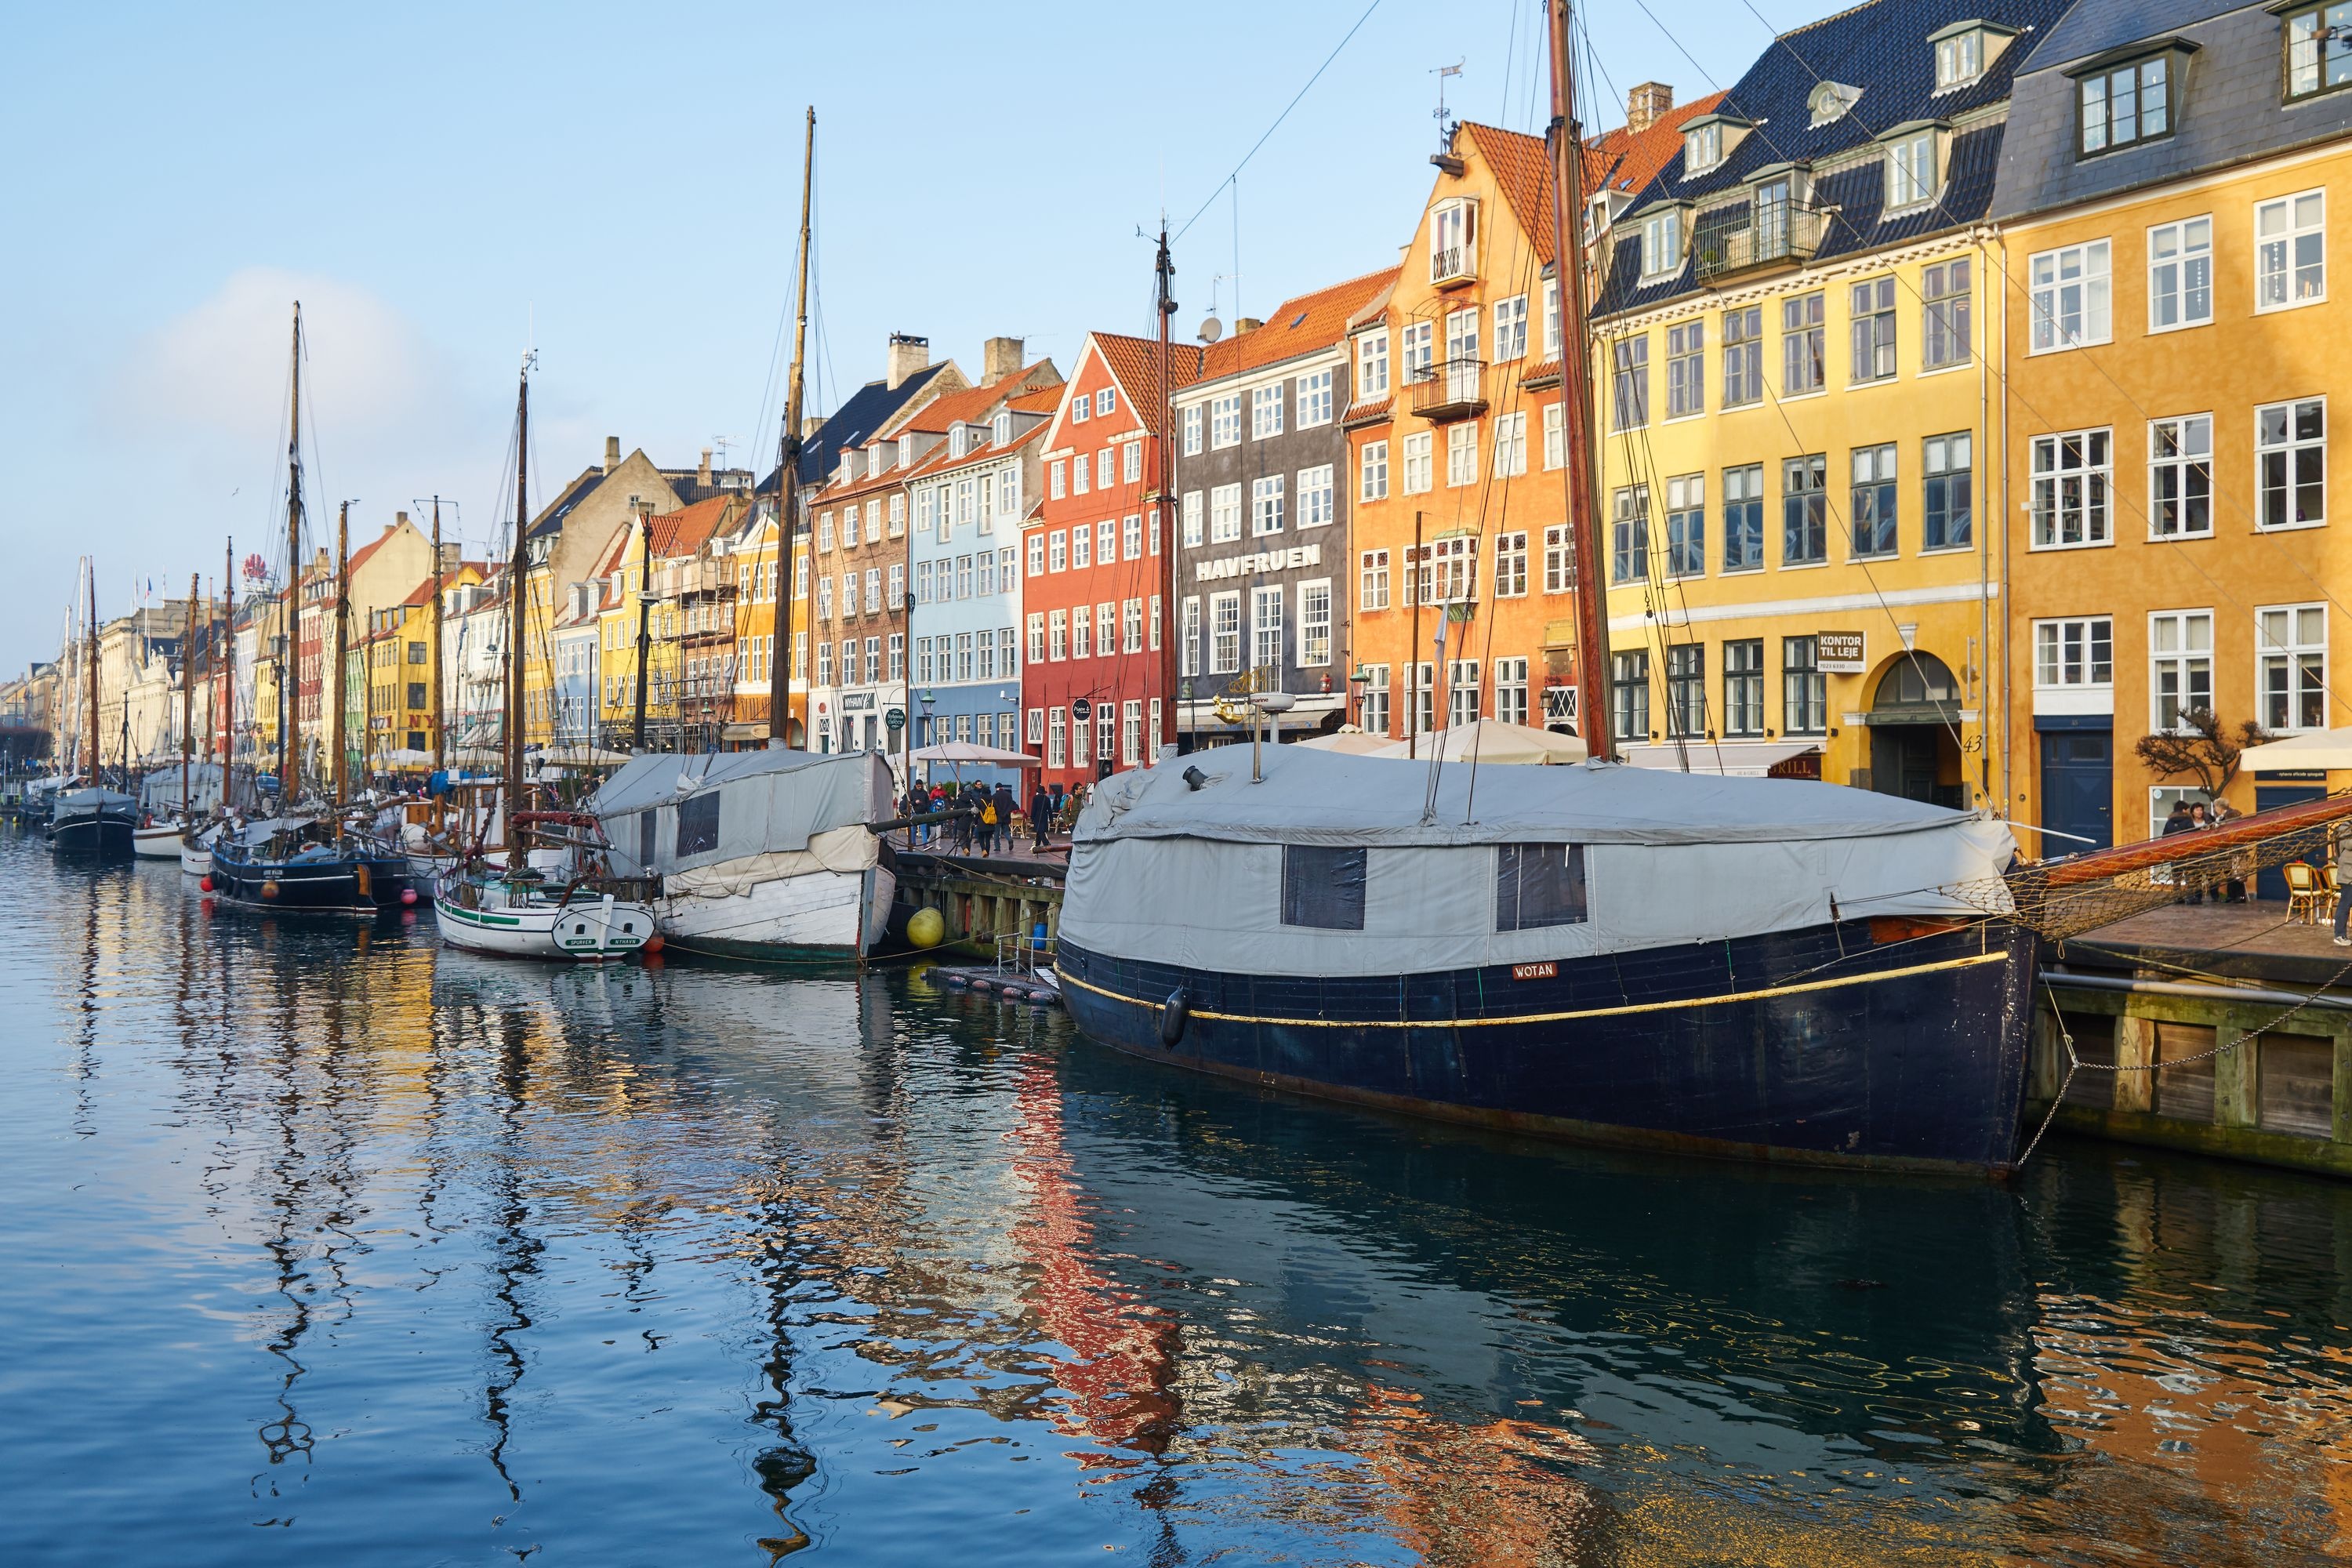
[1722,463,1765,572]
[1783,637,1825,735]
[2148,218,2212,331]
[1049,531,1068,572]
[1403,431,1434,495]
[1120,700,1143,768]
[1542,404,1564,469]
[887,563,904,609]
[1298,465,1335,528]
[1492,657,1529,726]
[1850,444,1897,557]
[1072,604,1091,660]
[1210,483,1243,543]
[1049,608,1068,660]
[1936,27,1983,88]
[1360,439,1389,501]
[1421,535,1480,604]
[1048,707,1068,768]
[1665,644,1705,738]
[1543,525,1572,593]
[2257,191,2327,310]
[1180,596,1201,676]
[1665,474,1704,577]
[1026,612,1045,665]
[1298,368,1334,427]
[1723,305,1762,406]
[1431,198,1477,281]
[1685,119,1723,174]
[2260,604,2328,731]
[2030,240,2111,350]
[1783,454,1827,564]
[1543,279,1561,358]
[887,632,905,681]
[1183,404,1203,455]
[1298,579,1332,667]
[2258,397,2327,528]
[1123,514,1143,559]
[1123,597,1144,654]
[1885,130,1936,209]
[1357,331,1390,398]
[1494,531,1528,597]
[1251,383,1285,441]
[1180,489,1203,546]
[2031,429,2113,547]
[2149,415,2212,537]
[1666,320,1704,418]
[1851,277,1896,382]
[1250,586,1284,672]
[1359,548,1392,613]
[1782,292,1825,394]
[1026,535,1045,577]
[1123,441,1142,485]
[1251,474,1285,535]
[1493,294,1528,361]
[1493,412,1526,477]
[1923,432,1973,550]
[1612,335,1650,429]
[1403,320,1434,383]
[1447,659,1481,728]
[1359,663,1392,736]
[2287,2,2352,97]
[1446,423,1479,487]
[816,641,832,686]
[2034,616,2114,690]
[1611,485,1649,584]
[1613,650,1650,741]
[1639,209,1682,280]
[1210,393,1242,448]
[1210,592,1241,674]
[2150,610,2213,731]
[2078,55,2170,155]
[1723,639,1764,736]
[1097,388,1116,418]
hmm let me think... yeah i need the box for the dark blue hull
[209,848,409,914]
[48,815,134,858]
[1056,918,2036,1174]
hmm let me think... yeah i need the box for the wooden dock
[891,842,1065,957]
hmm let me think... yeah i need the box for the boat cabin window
[1281,844,1367,931]
[675,793,720,858]
[637,808,657,868]
[1496,844,1587,930]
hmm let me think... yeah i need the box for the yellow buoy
[906,906,946,949]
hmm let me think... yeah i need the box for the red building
[1021,332,1202,796]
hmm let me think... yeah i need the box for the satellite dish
[1197,316,1224,343]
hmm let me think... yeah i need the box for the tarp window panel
[1496,844,1586,930]
[637,808,658,868]
[675,793,720,858]
[1283,844,1367,930]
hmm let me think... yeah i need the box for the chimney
[1626,82,1674,135]
[886,332,931,390]
[1233,317,1263,336]
[982,336,1024,387]
[801,415,823,441]
[437,542,462,573]
[698,448,713,486]
[604,436,621,474]
[396,510,409,528]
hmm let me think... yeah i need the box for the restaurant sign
[1817,631,1867,673]
[1195,543,1322,582]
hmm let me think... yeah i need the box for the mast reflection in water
[2,835,2350,1566]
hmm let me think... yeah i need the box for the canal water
[4,838,2350,1566]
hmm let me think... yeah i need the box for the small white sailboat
[180,820,220,875]
[132,822,185,858]
[433,811,656,961]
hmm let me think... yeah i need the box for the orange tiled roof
[1341,395,1394,428]
[1196,267,1400,383]
[645,494,737,560]
[1091,333,1207,437]
[1462,95,1726,265]
[896,361,1061,434]
[1007,383,1065,415]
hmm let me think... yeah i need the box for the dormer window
[1639,208,1684,281]
[2285,2,2352,100]
[1882,123,1942,212]
[1685,120,1722,175]
[837,452,855,485]
[1809,81,1863,126]
[1927,19,2013,89]
[898,434,913,467]
[993,412,1011,446]
[2070,42,2190,156]
[949,425,968,458]
[868,445,886,477]
[1431,198,1478,284]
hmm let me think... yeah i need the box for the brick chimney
[698,448,713,486]
[603,436,621,474]
[1626,82,1674,135]
[1233,317,1263,336]
[982,336,1024,387]
[886,332,931,390]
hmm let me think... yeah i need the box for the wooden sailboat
[51,557,136,857]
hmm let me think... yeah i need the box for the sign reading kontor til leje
[1817,632,1866,673]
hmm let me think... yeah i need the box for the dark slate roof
[757,361,953,492]
[1596,0,2076,317]
[1992,1,2352,221]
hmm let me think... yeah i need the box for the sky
[0,0,1784,675]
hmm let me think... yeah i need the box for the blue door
[2039,730,2112,855]
[2255,782,2327,902]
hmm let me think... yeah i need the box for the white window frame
[2029,238,2112,353]
[1298,368,1334,427]
[1182,489,1204,546]
[2148,608,2213,733]
[2030,428,2114,550]
[1403,431,1433,495]
[1360,548,1391,612]
[1210,590,1242,675]
[1639,209,1682,281]
[2256,396,2328,531]
[1250,383,1285,441]
[1445,423,1478,488]
[1298,465,1334,528]
[1250,474,1284,536]
[2258,602,2329,733]
[1493,294,1528,362]
[1210,483,1242,544]
[2147,216,2213,334]
[2148,413,2212,539]
[1884,129,1937,212]
[2033,615,2114,691]
[1183,403,1203,456]
[1493,412,1526,477]
[1210,394,1242,449]
[1356,331,1390,398]
[2256,190,2327,312]
[1181,595,1202,677]
[1360,439,1389,501]
[1298,578,1332,668]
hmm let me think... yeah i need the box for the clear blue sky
[0,0,1783,673]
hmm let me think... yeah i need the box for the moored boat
[180,820,220,876]
[49,788,138,858]
[433,811,656,961]
[132,820,186,858]
[208,815,410,914]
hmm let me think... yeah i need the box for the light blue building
[906,372,1058,796]
[550,579,602,748]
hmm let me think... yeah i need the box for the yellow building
[1587,2,2053,808]
[584,495,741,750]
[1994,0,2352,855]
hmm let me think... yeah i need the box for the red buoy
[198,876,213,892]
[400,887,418,906]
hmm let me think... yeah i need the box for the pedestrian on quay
[992,781,1018,855]
[951,786,974,853]
[1029,782,1052,848]
[973,781,998,857]
[2334,815,2352,946]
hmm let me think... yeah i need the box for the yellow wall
[2002,140,2352,844]
[1595,231,2002,807]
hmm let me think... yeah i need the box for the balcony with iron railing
[1406,356,1488,423]
[1693,201,1828,284]
[1429,244,1474,287]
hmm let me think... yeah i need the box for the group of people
[905,778,1079,857]
[2159,797,2247,907]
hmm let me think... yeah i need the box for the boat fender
[354,864,372,899]
[400,887,418,906]
[1160,989,1189,1047]
[260,880,280,901]
[198,875,213,892]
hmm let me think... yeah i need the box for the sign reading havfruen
[1195,543,1322,581]
[1817,631,1866,673]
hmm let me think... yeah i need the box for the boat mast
[430,497,445,778]
[769,107,815,749]
[1547,0,1613,759]
[281,303,305,803]
[84,560,98,780]
[183,573,198,821]
[633,516,652,752]
[222,536,235,808]
[506,361,530,873]
[1155,222,1178,763]
[331,499,350,825]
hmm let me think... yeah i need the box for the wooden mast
[429,498,446,777]
[506,362,530,873]
[1154,222,1178,763]
[1547,0,1613,759]
[84,561,99,780]
[221,537,235,808]
[768,107,815,748]
[331,501,350,825]
[183,573,198,821]
[281,303,305,802]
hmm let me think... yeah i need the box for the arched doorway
[1866,652,1964,808]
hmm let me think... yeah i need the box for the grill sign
[1511,961,1558,981]
[1817,631,1866,673]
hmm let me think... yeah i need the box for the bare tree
[2132,707,2270,800]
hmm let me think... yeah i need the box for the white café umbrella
[532,743,633,767]
[2236,728,2352,772]
[909,742,1041,767]
[1367,718,1588,765]
[1295,730,1395,755]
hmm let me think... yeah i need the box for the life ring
[1159,989,1189,1047]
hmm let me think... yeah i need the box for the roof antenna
[1432,60,1465,151]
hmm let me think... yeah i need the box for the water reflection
[3,840,2350,1565]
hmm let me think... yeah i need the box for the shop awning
[1621,740,1822,777]
[2238,728,2352,771]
